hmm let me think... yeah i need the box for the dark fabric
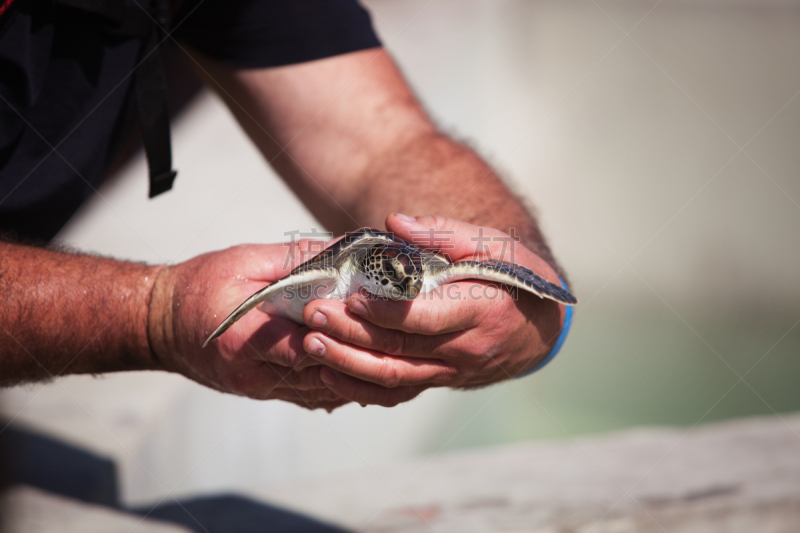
[0,0,381,242]
[49,0,178,199]
[0,0,143,242]
[0,0,21,35]
[173,0,381,69]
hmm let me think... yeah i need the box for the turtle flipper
[423,260,577,305]
[203,269,339,347]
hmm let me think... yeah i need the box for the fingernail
[320,368,336,385]
[308,337,326,357]
[309,310,327,329]
[349,297,367,317]
[393,213,416,223]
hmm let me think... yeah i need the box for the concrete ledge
[0,486,191,533]
[250,414,800,532]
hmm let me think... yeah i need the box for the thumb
[385,213,507,259]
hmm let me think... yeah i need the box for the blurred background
[1,0,798,511]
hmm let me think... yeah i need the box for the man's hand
[148,242,349,412]
[301,214,567,406]
[190,48,570,408]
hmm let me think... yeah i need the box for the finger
[271,386,343,402]
[385,214,559,285]
[303,332,457,387]
[281,395,351,412]
[304,298,463,356]
[270,389,344,406]
[269,387,349,409]
[212,241,326,283]
[230,363,327,396]
[386,214,504,258]
[266,364,329,390]
[346,283,493,335]
[307,398,352,413]
[320,368,428,408]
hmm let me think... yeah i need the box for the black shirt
[0,0,380,242]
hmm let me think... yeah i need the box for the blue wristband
[516,278,574,377]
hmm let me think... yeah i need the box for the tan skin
[0,239,347,411]
[0,47,568,409]
[300,214,565,405]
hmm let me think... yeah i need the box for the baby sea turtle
[203,228,577,347]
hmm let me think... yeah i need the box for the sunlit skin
[299,214,565,407]
[1,49,568,410]
[194,217,568,408]
[148,239,350,412]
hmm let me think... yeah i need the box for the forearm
[353,132,567,281]
[0,240,161,386]
[193,49,564,278]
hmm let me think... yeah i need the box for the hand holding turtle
[147,242,349,412]
[300,215,570,404]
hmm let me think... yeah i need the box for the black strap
[135,6,177,198]
[53,0,178,198]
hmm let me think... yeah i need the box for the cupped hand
[147,241,349,412]
[302,214,568,405]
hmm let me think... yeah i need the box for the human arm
[0,239,158,384]
[187,48,561,274]
[0,238,349,410]
[187,48,571,404]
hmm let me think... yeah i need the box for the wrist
[145,265,173,371]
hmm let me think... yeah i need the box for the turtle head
[384,252,423,300]
[359,243,424,300]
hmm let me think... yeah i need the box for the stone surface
[0,486,191,533]
[250,414,800,532]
